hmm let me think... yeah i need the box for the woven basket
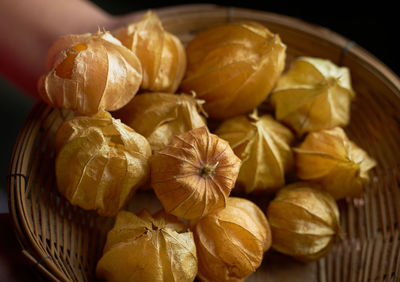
[8,4,400,282]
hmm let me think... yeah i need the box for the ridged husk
[267,182,341,262]
[193,197,271,282]
[113,92,207,153]
[215,110,294,194]
[150,126,241,220]
[180,21,286,119]
[115,11,186,93]
[38,31,142,116]
[293,127,376,200]
[96,209,197,282]
[55,111,151,216]
[270,56,355,136]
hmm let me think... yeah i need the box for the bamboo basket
[8,4,400,282]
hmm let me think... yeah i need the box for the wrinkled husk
[180,22,286,119]
[96,209,197,282]
[215,110,294,194]
[38,31,142,116]
[115,11,186,93]
[267,182,341,262]
[270,56,355,136]
[193,197,271,281]
[294,127,376,200]
[151,126,241,220]
[113,92,207,152]
[55,111,151,216]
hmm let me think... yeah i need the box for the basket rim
[7,4,400,281]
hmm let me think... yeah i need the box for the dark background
[1,1,399,213]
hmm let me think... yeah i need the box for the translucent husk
[215,110,294,194]
[38,31,142,116]
[293,127,376,200]
[115,11,186,93]
[55,111,151,216]
[270,56,355,136]
[113,92,207,153]
[267,182,341,262]
[193,197,271,281]
[180,21,286,119]
[96,209,197,282]
[150,126,241,220]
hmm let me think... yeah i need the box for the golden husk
[215,110,294,194]
[115,11,186,93]
[294,127,376,200]
[270,56,355,136]
[267,182,341,262]
[150,126,241,220]
[38,31,142,116]
[180,22,286,119]
[193,197,271,281]
[96,209,197,282]
[55,111,151,216]
[113,92,207,153]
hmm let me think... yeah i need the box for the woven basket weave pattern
[8,5,400,282]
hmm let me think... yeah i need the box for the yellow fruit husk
[267,182,341,262]
[96,209,198,282]
[38,31,142,116]
[216,110,294,194]
[113,92,207,153]
[150,126,241,220]
[270,56,355,136]
[115,11,186,93]
[180,21,286,119]
[193,197,272,282]
[55,111,151,216]
[293,127,376,200]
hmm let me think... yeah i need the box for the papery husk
[96,209,197,282]
[150,126,241,220]
[180,22,286,119]
[193,197,271,282]
[293,127,376,200]
[38,31,142,116]
[55,111,151,216]
[270,56,355,136]
[113,92,207,153]
[115,11,186,93]
[267,182,341,262]
[215,110,294,194]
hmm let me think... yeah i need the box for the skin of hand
[0,0,142,99]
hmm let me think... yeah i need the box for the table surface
[1,1,398,280]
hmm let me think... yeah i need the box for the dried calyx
[55,111,151,216]
[180,21,286,119]
[270,56,355,136]
[216,109,294,194]
[96,209,197,282]
[150,126,241,220]
[113,92,207,153]
[38,31,142,116]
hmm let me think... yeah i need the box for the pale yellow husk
[113,92,207,153]
[96,209,198,282]
[55,111,151,216]
[270,56,355,136]
[150,126,241,220]
[294,127,376,200]
[193,197,271,281]
[39,31,142,116]
[216,110,294,194]
[267,182,341,261]
[115,11,186,93]
[180,21,286,119]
